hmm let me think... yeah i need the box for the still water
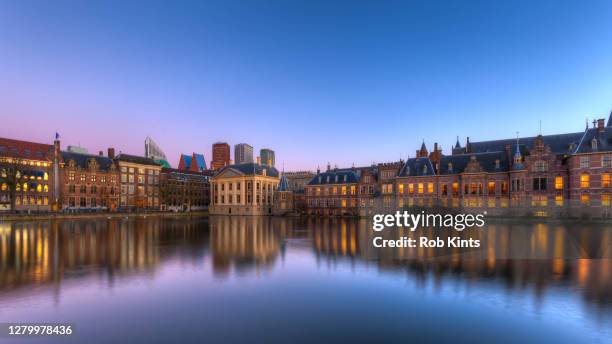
[0,216,610,344]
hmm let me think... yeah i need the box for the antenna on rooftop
[539,120,542,136]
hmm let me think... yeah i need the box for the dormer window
[335,175,338,183]
[343,175,347,182]
[448,163,453,173]
[422,165,427,174]
[326,175,330,183]
[318,176,322,183]
[592,138,598,151]
[495,159,500,170]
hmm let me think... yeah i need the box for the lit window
[1,183,6,191]
[350,185,356,195]
[602,174,611,188]
[580,194,589,205]
[341,186,347,195]
[341,199,347,208]
[427,183,434,193]
[488,198,495,208]
[418,183,424,194]
[408,184,414,193]
[36,184,42,192]
[398,184,404,194]
[531,195,548,206]
[554,176,563,190]
[43,172,48,181]
[452,182,459,195]
[555,195,563,206]
[580,174,590,188]
[487,182,495,194]
[602,194,611,206]
[23,183,28,191]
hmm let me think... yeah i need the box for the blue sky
[1,0,611,169]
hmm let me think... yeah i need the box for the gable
[214,168,244,178]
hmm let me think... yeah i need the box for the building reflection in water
[305,217,611,309]
[0,217,208,294]
[0,216,610,310]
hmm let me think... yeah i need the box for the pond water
[0,216,610,343]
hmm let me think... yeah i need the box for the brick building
[160,168,212,212]
[60,150,120,211]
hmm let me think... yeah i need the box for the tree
[0,157,25,212]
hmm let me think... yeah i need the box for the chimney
[256,156,261,165]
[597,118,605,131]
[434,142,438,152]
[108,147,115,159]
[99,151,103,156]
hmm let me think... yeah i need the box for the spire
[513,132,524,170]
[454,136,460,149]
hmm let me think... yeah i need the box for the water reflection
[0,218,208,292]
[0,216,610,316]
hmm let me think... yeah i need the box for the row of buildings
[210,142,276,168]
[208,113,612,219]
[0,136,213,213]
[4,112,612,218]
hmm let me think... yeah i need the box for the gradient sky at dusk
[1,0,612,170]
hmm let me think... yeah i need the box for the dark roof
[115,153,161,166]
[573,127,612,154]
[441,151,508,174]
[466,132,584,155]
[61,151,114,171]
[0,137,53,160]
[161,168,210,180]
[308,169,361,185]
[398,157,436,177]
[399,151,508,177]
[216,163,279,177]
[277,175,290,191]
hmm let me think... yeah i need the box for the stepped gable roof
[215,163,279,177]
[115,153,161,166]
[61,151,114,170]
[467,132,583,155]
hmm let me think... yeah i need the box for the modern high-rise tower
[211,142,231,170]
[260,148,275,167]
[234,143,254,164]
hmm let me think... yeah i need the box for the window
[341,199,347,208]
[533,160,548,172]
[555,176,563,190]
[427,183,434,194]
[418,183,424,194]
[408,184,414,194]
[452,183,459,196]
[555,195,563,206]
[350,185,356,195]
[603,174,611,188]
[341,186,347,195]
[580,174,589,188]
[68,172,75,181]
[80,174,86,182]
[602,155,612,168]
[531,195,548,206]
[442,184,448,196]
[602,194,611,206]
[488,182,495,194]
[580,194,589,205]
[580,156,589,168]
[398,184,404,194]
[532,178,547,191]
